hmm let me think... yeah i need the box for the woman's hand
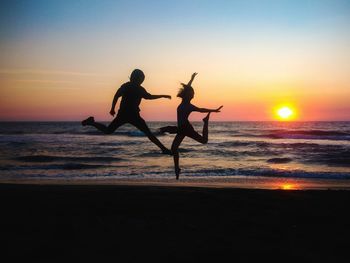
[163,95,171,99]
[191,72,198,80]
[214,106,223,112]
[109,109,116,116]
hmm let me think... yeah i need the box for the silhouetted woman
[82,69,171,154]
[160,73,223,179]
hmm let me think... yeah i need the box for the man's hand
[215,106,223,112]
[163,95,171,99]
[109,109,116,116]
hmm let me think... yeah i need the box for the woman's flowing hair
[177,83,194,99]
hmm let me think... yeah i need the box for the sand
[1,183,350,262]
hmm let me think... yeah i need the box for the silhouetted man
[82,69,171,154]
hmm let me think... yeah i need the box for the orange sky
[1,1,349,121]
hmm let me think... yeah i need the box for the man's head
[130,69,145,85]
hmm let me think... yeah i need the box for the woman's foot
[203,112,211,123]
[81,116,94,126]
[175,167,181,180]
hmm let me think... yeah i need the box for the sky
[0,0,349,121]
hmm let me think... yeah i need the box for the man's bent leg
[130,117,171,154]
[91,116,125,134]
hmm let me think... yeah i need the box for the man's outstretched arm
[143,93,171,100]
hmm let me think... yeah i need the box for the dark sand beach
[1,183,350,262]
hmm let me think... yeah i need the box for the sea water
[0,121,349,187]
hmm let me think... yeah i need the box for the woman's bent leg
[171,134,185,180]
[202,113,210,143]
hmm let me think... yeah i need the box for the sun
[276,106,293,120]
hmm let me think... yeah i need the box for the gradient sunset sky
[1,0,349,121]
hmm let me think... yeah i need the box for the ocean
[1,121,350,188]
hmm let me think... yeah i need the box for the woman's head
[177,83,194,101]
[130,69,145,85]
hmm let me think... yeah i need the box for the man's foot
[203,113,210,123]
[162,148,172,155]
[81,116,94,126]
[175,167,181,180]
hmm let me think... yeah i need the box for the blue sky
[1,0,349,37]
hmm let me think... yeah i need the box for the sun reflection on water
[281,184,295,190]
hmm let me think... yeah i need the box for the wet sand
[1,183,350,262]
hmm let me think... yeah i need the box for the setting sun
[276,106,294,120]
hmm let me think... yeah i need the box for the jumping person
[160,73,223,179]
[82,69,172,154]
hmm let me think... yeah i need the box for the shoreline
[2,176,350,190]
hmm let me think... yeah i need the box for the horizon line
[1,120,350,123]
